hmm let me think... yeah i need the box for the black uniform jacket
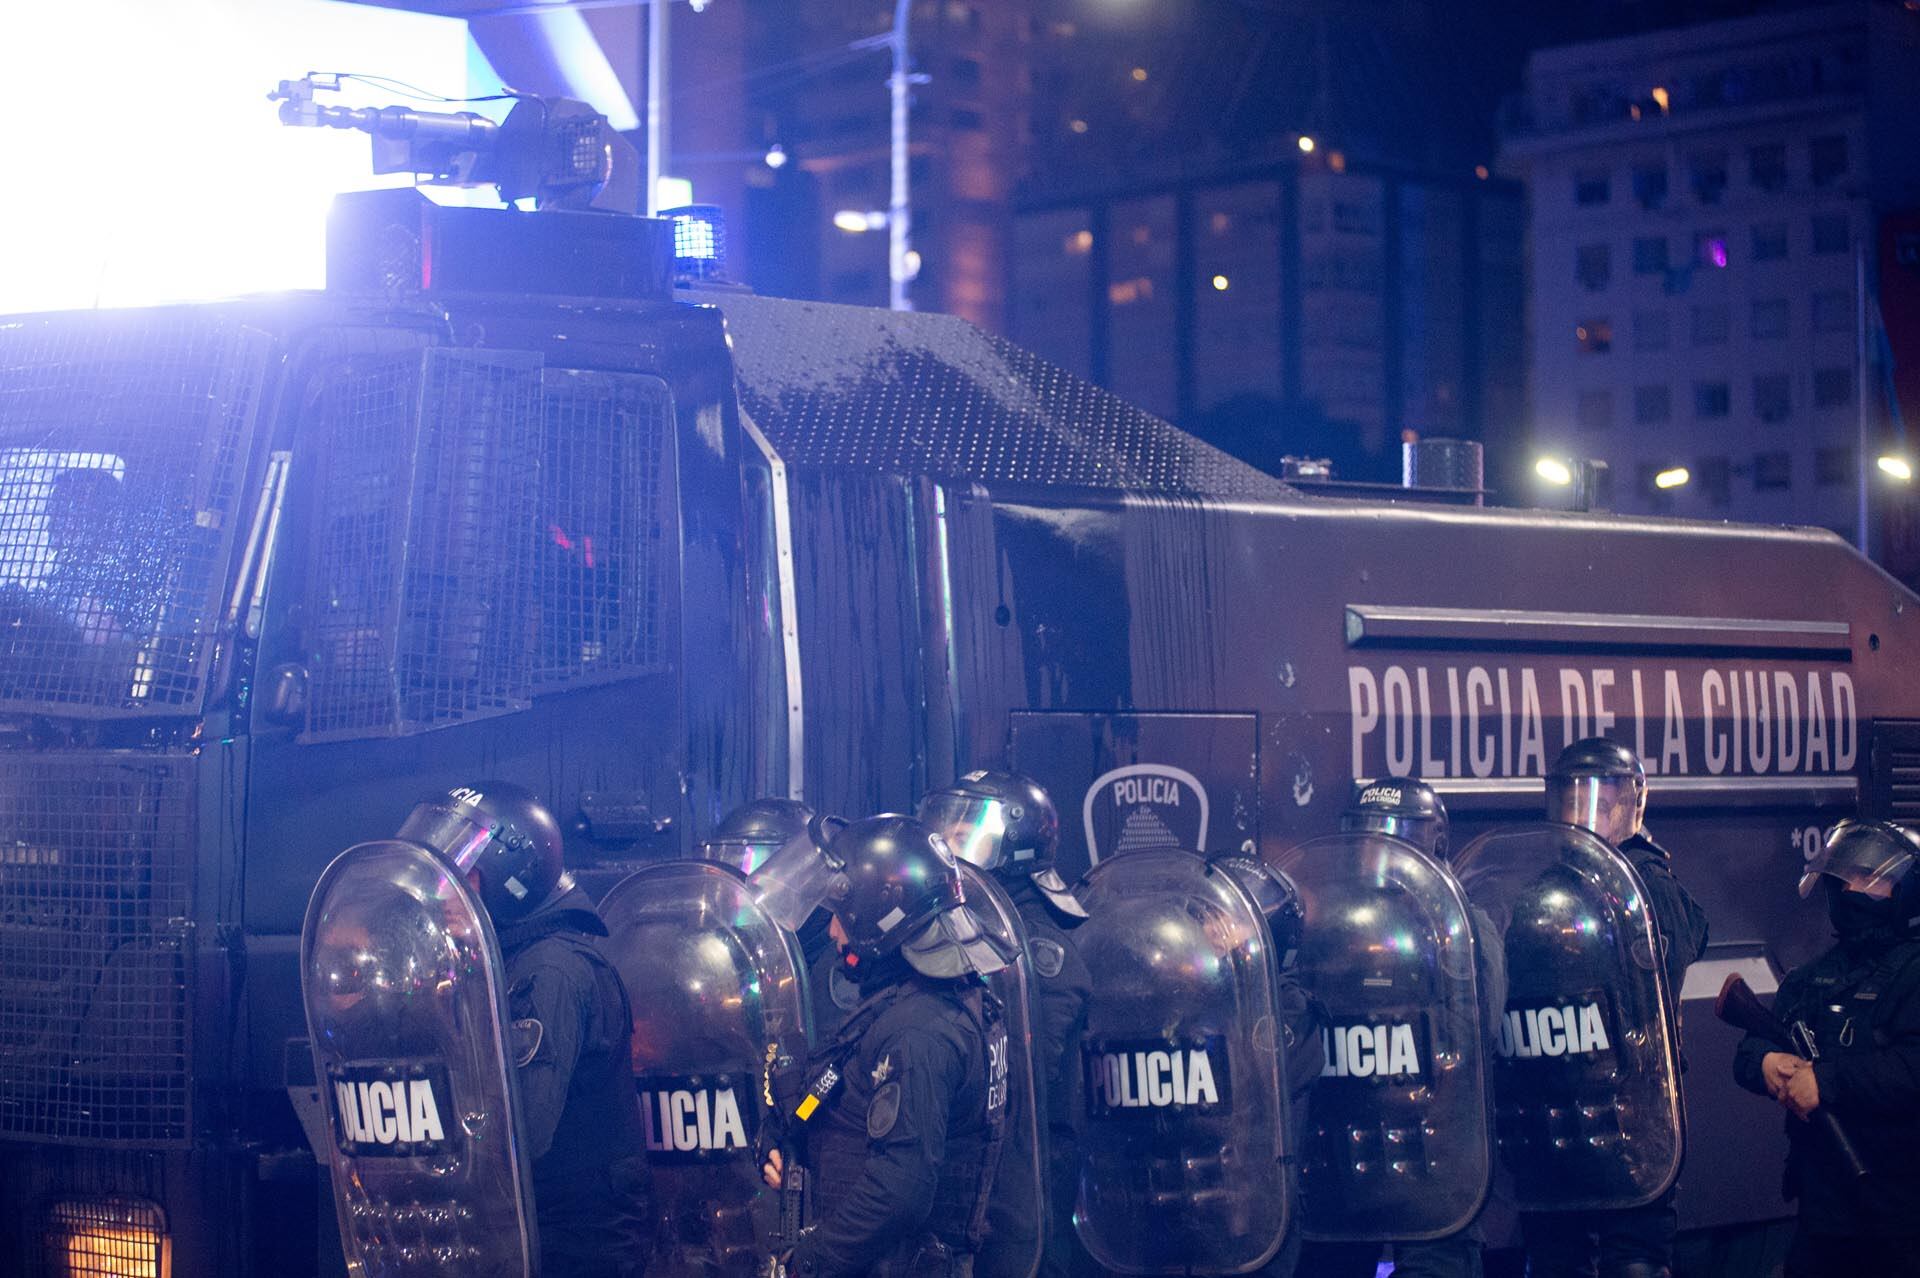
[498,885,652,1278]
[794,968,1002,1278]
[1620,830,1710,1001]
[1004,876,1092,1139]
[1733,937,1920,1235]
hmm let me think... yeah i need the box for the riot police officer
[762,815,1025,1278]
[918,770,1090,1278]
[712,797,853,1035]
[1210,854,1326,1278]
[1292,778,1503,1278]
[397,782,652,1278]
[1733,820,1920,1275]
[1526,740,1708,1278]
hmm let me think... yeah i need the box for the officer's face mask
[1826,879,1899,944]
[1548,776,1642,845]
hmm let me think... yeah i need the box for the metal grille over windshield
[0,312,269,715]
[304,349,542,740]
[0,752,195,1146]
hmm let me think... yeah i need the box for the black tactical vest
[808,978,1007,1270]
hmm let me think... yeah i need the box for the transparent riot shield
[600,860,815,1278]
[1073,847,1290,1275]
[1451,821,1683,1212]
[1276,833,1492,1241]
[301,840,536,1278]
[958,861,1047,1278]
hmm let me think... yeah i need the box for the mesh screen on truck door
[535,369,676,689]
[304,348,542,741]
[303,351,678,740]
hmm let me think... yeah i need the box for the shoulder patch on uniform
[830,965,863,1011]
[867,1080,903,1139]
[1030,937,1066,979]
[511,1017,544,1068]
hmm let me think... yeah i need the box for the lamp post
[646,0,670,216]
[852,1,922,310]
[887,0,912,311]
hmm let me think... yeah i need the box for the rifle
[1715,973,1869,1180]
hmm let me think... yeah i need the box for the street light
[1535,457,1573,486]
[834,209,888,233]
[1654,466,1691,489]
[1879,455,1914,482]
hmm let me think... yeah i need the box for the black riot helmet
[1799,820,1920,934]
[1210,854,1305,969]
[917,769,1087,921]
[699,797,816,875]
[1546,737,1647,845]
[828,814,1007,978]
[1341,776,1451,860]
[396,782,567,925]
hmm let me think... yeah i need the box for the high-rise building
[995,1,1536,482]
[1006,150,1526,482]
[1502,1,1920,533]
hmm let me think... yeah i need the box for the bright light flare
[1210,274,1230,291]
[1535,457,1574,486]
[1654,466,1691,489]
[833,209,886,233]
[1297,135,1316,154]
[1879,455,1914,482]
[0,0,505,314]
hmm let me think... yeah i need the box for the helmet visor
[1343,812,1444,857]
[1799,823,1918,901]
[917,794,1011,871]
[748,833,848,933]
[1548,775,1640,844]
[395,801,498,872]
[696,835,792,876]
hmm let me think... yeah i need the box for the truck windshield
[0,313,267,716]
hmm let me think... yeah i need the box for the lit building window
[1694,231,1729,269]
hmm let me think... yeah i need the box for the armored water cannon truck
[0,167,1917,1275]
